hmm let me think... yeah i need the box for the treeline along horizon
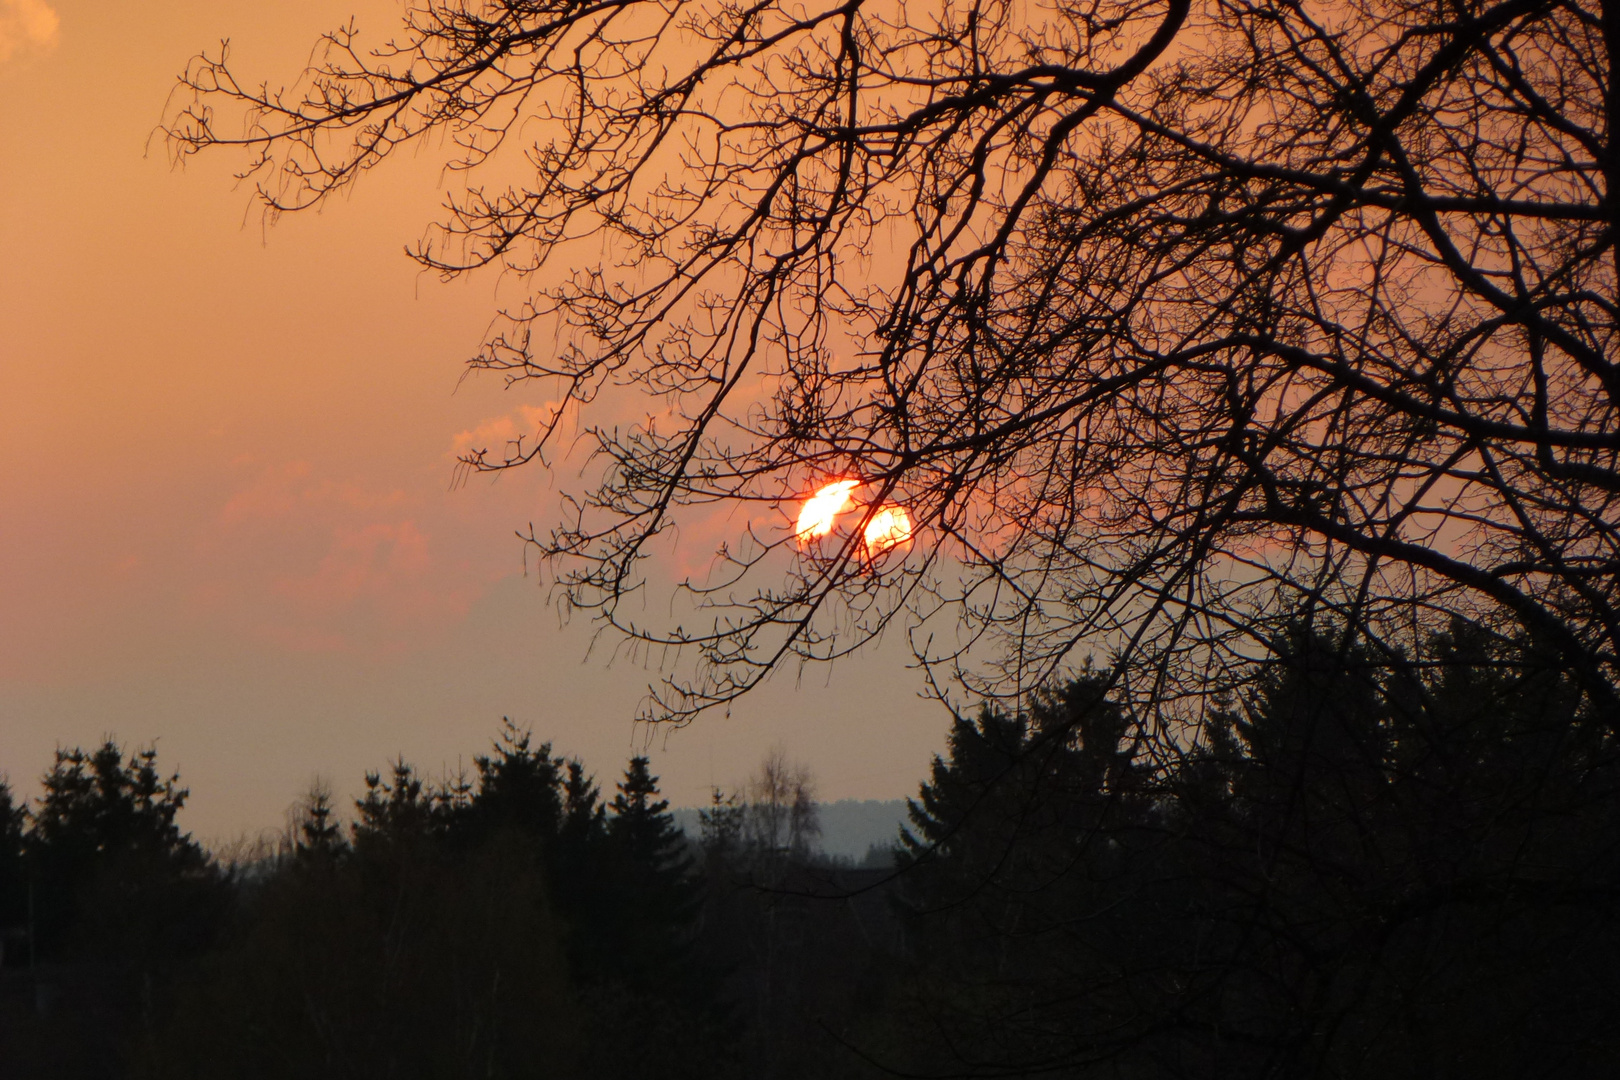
[2,618,1618,1078]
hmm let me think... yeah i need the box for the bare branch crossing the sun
[794,480,912,560]
[794,481,858,542]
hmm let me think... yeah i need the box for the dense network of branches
[165,0,1620,722]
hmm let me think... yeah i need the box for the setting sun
[864,506,913,555]
[795,480,912,556]
[795,480,858,540]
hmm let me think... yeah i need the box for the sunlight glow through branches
[863,505,912,556]
[795,480,857,541]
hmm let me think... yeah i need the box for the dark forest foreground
[2,621,1618,1078]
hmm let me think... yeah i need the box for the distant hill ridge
[671,798,910,860]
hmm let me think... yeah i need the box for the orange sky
[0,0,943,842]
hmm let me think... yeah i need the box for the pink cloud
[218,461,409,527]
[0,0,58,64]
[194,461,497,656]
[450,402,568,462]
[218,460,312,525]
[276,521,432,608]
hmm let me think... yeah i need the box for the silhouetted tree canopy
[290,781,345,859]
[1,651,1615,1079]
[0,743,225,1078]
[24,742,215,961]
[466,720,568,839]
[608,756,680,860]
[884,631,1620,1077]
[0,778,25,937]
[145,725,730,1080]
[165,0,1620,726]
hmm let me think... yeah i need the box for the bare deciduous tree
[744,746,820,859]
[165,0,1620,723]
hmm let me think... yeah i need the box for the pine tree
[697,787,744,867]
[599,757,695,987]
[0,778,24,938]
[352,759,448,849]
[26,740,214,958]
[886,630,1620,1078]
[889,677,1175,1076]
[609,758,682,865]
[293,782,345,860]
[29,742,201,862]
[561,759,605,846]
[466,719,564,842]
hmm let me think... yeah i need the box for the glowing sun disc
[864,505,913,554]
[796,480,858,540]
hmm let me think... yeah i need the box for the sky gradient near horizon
[0,0,946,843]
